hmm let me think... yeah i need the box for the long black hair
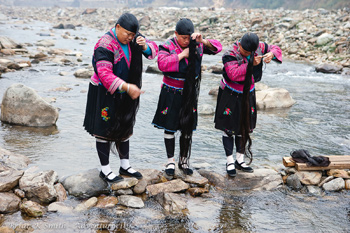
[107,34,143,144]
[178,39,201,165]
[240,32,259,164]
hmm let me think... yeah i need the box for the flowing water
[0,19,350,232]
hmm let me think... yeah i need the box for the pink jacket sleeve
[157,42,179,73]
[145,39,158,60]
[268,44,282,63]
[96,60,125,94]
[224,59,248,82]
[206,39,223,54]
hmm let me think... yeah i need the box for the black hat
[240,32,259,52]
[116,13,139,33]
[175,18,194,35]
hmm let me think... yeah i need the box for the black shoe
[165,162,175,176]
[99,171,124,183]
[226,163,237,177]
[119,167,143,180]
[235,160,254,173]
[178,162,193,175]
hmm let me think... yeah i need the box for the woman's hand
[122,83,144,100]
[191,33,203,43]
[263,52,274,63]
[136,36,148,51]
[253,55,263,66]
[178,48,189,60]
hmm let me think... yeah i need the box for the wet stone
[96,196,118,208]
[75,197,98,212]
[20,200,46,217]
[118,195,144,208]
[111,178,138,191]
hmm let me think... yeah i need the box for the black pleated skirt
[214,87,257,136]
[83,83,129,140]
[152,85,198,132]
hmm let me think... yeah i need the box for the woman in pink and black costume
[152,18,222,176]
[84,13,158,183]
[214,32,282,177]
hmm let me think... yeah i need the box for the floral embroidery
[223,108,232,115]
[251,107,255,114]
[161,107,168,115]
[193,108,197,113]
[101,107,110,121]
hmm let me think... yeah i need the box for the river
[0,18,350,232]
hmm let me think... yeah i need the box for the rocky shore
[0,6,349,73]
[0,5,350,232]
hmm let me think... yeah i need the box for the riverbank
[0,6,349,70]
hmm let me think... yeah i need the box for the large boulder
[315,63,343,74]
[1,83,59,127]
[256,88,296,109]
[74,68,94,78]
[19,167,58,204]
[61,168,109,199]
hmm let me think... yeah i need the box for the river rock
[0,226,15,233]
[198,104,215,115]
[118,195,144,208]
[198,170,226,188]
[322,177,345,191]
[327,169,350,179]
[48,202,73,214]
[0,36,19,49]
[286,174,303,191]
[208,65,223,74]
[111,177,138,191]
[35,39,55,47]
[114,188,133,195]
[82,8,97,14]
[315,63,343,74]
[0,192,21,214]
[255,82,269,91]
[225,169,282,191]
[208,87,219,96]
[296,171,322,185]
[146,179,189,196]
[318,176,334,187]
[74,68,94,78]
[133,179,148,194]
[54,183,67,202]
[20,200,47,217]
[175,168,209,187]
[75,197,98,212]
[139,15,151,27]
[14,189,25,198]
[306,185,323,196]
[1,49,15,55]
[345,180,350,190]
[19,167,58,204]
[133,169,163,194]
[316,33,334,46]
[1,83,59,127]
[256,88,296,109]
[61,168,108,198]
[155,192,187,215]
[188,187,209,197]
[0,166,24,192]
[145,62,161,74]
[96,196,118,208]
